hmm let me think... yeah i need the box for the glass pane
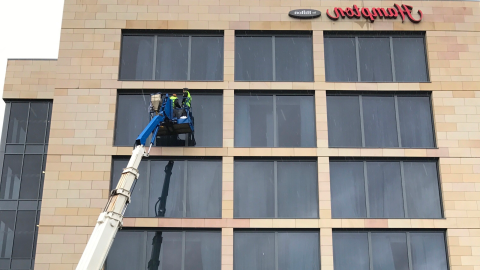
[327,95,362,147]
[0,259,10,269]
[25,145,44,154]
[277,162,318,218]
[371,233,409,270]
[235,36,273,81]
[0,211,15,258]
[190,36,224,81]
[7,103,29,144]
[157,232,183,270]
[186,161,221,218]
[11,259,31,269]
[333,232,369,270]
[19,155,43,200]
[363,96,398,147]
[367,162,404,218]
[234,232,275,270]
[12,211,36,258]
[404,162,442,218]
[156,36,188,81]
[106,231,145,269]
[276,96,316,147]
[275,36,313,82]
[330,162,367,218]
[149,161,184,218]
[189,94,223,147]
[119,35,154,80]
[5,145,23,154]
[0,155,23,200]
[393,37,428,82]
[18,201,38,211]
[234,161,274,218]
[112,159,148,217]
[26,103,49,144]
[0,201,17,210]
[397,96,434,148]
[114,94,151,146]
[278,232,320,270]
[235,95,274,147]
[185,232,221,270]
[410,232,448,270]
[358,37,393,82]
[324,37,358,82]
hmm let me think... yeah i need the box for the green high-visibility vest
[183,91,191,108]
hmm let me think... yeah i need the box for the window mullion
[153,35,158,80]
[183,161,188,217]
[274,232,279,270]
[394,95,402,147]
[355,36,361,82]
[406,232,414,270]
[187,36,192,81]
[274,161,278,218]
[272,36,276,81]
[359,95,366,147]
[390,37,396,82]
[181,231,186,270]
[273,95,278,147]
[142,231,148,269]
[364,161,370,218]
[368,232,373,270]
[400,161,408,218]
[146,160,151,217]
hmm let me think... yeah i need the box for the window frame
[0,100,52,269]
[110,156,222,218]
[327,91,436,148]
[119,30,224,81]
[235,30,314,82]
[324,31,430,83]
[113,89,224,147]
[332,230,449,270]
[329,157,444,219]
[233,229,321,270]
[233,158,319,219]
[234,90,317,148]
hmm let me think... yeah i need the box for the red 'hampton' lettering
[326,4,422,23]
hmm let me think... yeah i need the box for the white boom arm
[75,145,146,270]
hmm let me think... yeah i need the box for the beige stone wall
[3,0,480,269]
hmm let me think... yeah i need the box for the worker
[170,94,182,118]
[180,88,192,118]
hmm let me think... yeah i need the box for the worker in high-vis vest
[170,94,182,118]
[182,88,192,108]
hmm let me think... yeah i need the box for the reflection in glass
[330,162,366,218]
[333,232,369,270]
[120,35,154,80]
[156,36,189,81]
[371,232,409,270]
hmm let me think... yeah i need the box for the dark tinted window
[106,230,221,270]
[333,231,448,270]
[324,32,428,82]
[0,101,50,270]
[111,158,222,218]
[114,92,223,147]
[327,92,435,148]
[235,93,315,147]
[235,32,313,82]
[234,231,320,270]
[120,32,224,81]
[330,159,442,219]
[234,160,318,218]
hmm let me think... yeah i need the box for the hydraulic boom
[75,92,193,270]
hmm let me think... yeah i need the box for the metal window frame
[234,31,314,82]
[329,158,443,219]
[0,100,52,268]
[119,31,225,82]
[233,158,319,219]
[324,32,429,83]
[110,157,222,218]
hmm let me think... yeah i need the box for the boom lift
[75,92,193,270]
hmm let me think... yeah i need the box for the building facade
[1,0,480,269]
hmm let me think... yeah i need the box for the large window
[333,231,448,270]
[0,101,51,270]
[330,159,443,219]
[106,230,221,270]
[114,90,223,147]
[235,92,316,147]
[234,159,318,218]
[235,31,314,82]
[111,157,222,218]
[234,230,320,270]
[120,31,224,81]
[324,32,428,82]
[327,92,435,148]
